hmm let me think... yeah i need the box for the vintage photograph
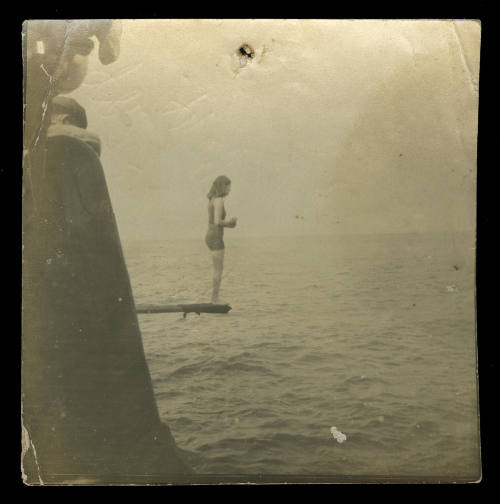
[22,19,481,484]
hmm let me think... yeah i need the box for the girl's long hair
[207,175,231,199]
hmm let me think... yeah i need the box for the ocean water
[122,232,480,479]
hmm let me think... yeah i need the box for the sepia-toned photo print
[22,19,481,484]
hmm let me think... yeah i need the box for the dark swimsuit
[205,199,226,251]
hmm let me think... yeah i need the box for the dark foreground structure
[22,21,193,484]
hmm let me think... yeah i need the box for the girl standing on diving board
[205,176,237,304]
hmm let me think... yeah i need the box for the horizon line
[120,229,476,243]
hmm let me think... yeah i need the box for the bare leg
[211,249,225,303]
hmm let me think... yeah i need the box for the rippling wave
[124,233,479,479]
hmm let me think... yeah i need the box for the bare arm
[214,198,237,228]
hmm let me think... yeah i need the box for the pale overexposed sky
[68,19,480,241]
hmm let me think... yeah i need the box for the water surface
[123,232,479,479]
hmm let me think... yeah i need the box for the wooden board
[136,303,232,315]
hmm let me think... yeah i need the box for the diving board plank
[136,303,232,315]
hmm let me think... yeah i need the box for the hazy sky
[69,19,480,241]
